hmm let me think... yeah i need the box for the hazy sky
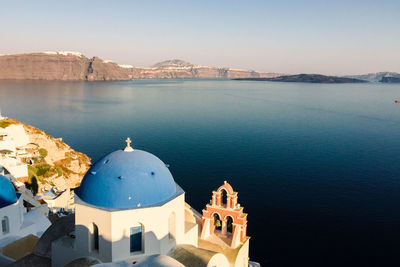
[1,0,399,75]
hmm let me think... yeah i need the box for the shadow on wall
[71,229,181,266]
[13,214,225,267]
[57,221,178,265]
[8,214,75,267]
[34,214,75,258]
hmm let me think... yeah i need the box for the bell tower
[200,181,248,248]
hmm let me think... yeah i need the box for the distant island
[233,74,367,83]
[0,52,280,81]
[0,52,399,82]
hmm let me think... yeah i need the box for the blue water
[1,79,400,266]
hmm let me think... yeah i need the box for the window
[89,223,99,251]
[130,226,143,253]
[2,216,9,235]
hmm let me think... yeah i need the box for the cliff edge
[0,54,280,80]
[1,118,91,193]
[0,52,132,81]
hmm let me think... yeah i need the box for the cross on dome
[124,137,134,152]
[126,137,131,146]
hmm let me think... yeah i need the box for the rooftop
[75,138,182,210]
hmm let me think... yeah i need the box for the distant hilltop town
[0,112,260,266]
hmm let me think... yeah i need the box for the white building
[41,188,74,214]
[50,139,240,267]
[0,123,30,183]
[0,174,51,265]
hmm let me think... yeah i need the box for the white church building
[49,139,251,267]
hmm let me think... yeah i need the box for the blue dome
[0,175,18,208]
[75,149,178,209]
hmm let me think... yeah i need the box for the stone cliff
[0,54,279,80]
[86,57,132,81]
[0,52,132,81]
[131,59,280,79]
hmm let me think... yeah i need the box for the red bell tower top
[201,181,248,247]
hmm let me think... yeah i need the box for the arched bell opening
[214,213,222,232]
[221,189,228,207]
[226,216,233,234]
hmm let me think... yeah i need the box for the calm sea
[1,79,400,266]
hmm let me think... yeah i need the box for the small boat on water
[395,100,400,103]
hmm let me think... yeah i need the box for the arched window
[89,223,99,251]
[1,216,9,235]
[214,213,222,231]
[221,189,228,206]
[130,224,143,253]
[169,213,176,241]
[226,216,233,234]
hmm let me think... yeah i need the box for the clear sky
[0,0,399,75]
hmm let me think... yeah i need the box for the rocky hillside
[152,59,194,69]
[0,52,132,81]
[2,118,91,193]
[0,54,280,80]
[234,74,367,83]
[132,59,280,79]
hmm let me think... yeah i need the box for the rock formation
[131,59,280,79]
[2,118,91,192]
[234,74,368,83]
[0,53,280,80]
[0,52,132,81]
